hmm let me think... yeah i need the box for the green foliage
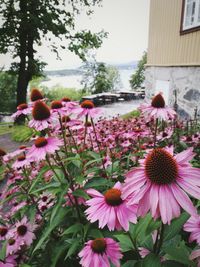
[11,125,34,142]
[130,51,147,89]
[0,123,13,135]
[43,86,87,101]
[121,110,141,119]
[0,0,106,107]
[81,60,121,93]
[0,71,17,112]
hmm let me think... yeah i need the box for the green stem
[127,232,141,259]
[154,118,158,148]
[91,117,108,178]
[156,223,165,255]
[46,156,62,183]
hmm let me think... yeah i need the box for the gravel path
[0,133,29,152]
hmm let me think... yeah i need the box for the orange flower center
[17,155,26,161]
[17,103,28,110]
[32,101,50,121]
[104,188,123,206]
[186,136,192,142]
[17,225,27,236]
[91,238,107,253]
[145,148,178,185]
[81,100,94,109]
[19,145,26,149]
[85,121,92,127]
[0,148,6,157]
[62,116,71,123]
[62,97,71,102]
[8,239,15,245]
[35,137,48,148]
[42,196,48,202]
[51,100,63,109]
[0,227,8,237]
[151,94,165,108]
[31,89,44,101]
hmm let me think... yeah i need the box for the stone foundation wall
[145,66,200,118]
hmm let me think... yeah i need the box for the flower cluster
[0,89,200,266]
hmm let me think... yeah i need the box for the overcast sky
[0,0,150,70]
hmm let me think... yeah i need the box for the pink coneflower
[27,136,62,161]
[11,103,32,119]
[0,255,17,267]
[38,192,55,212]
[76,100,102,118]
[4,146,28,162]
[79,238,122,267]
[122,147,200,224]
[157,128,173,141]
[12,155,33,169]
[6,238,20,256]
[140,93,176,121]
[85,182,137,231]
[8,216,36,246]
[64,188,86,207]
[61,97,78,111]
[9,201,27,216]
[51,100,66,116]
[29,101,52,131]
[184,215,200,244]
[190,249,200,267]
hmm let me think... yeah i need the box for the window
[181,0,200,33]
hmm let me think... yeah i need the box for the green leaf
[131,214,153,242]
[50,241,69,267]
[87,151,101,159]
[122,260,137,267]
[84,177,111,189]
[84,158,102,168]
[141,253,161,267]
[31,182,61,194]
[88,229,104,238]
[28,166,50,193]
[114,234,134,252]
[62,223,83,236]
[50,188,68,224]
[32,208,69,254]
[72,189,89,199]
[164,241,191,265]
[65,238,81,259]
[0,240,6,261]
[164,212,190,241]
[162,261,186,267]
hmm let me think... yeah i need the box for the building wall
[147,0,200,66]
[145,66,200,118]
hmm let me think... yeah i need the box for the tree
[81,60,121,94]
[130,51,147,90]
[0,70,17,113]
[0,0,106,108]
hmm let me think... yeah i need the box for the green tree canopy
[130,51,147,90]
[81,60,121,94]
[0,0,106,109]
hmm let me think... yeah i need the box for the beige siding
[147,0,200,66]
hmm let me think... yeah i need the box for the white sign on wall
[155,80,170,105]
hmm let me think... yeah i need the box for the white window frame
[182,0,200,30]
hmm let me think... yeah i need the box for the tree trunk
[16,0,28,107]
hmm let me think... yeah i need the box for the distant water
[41,69,134,91]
